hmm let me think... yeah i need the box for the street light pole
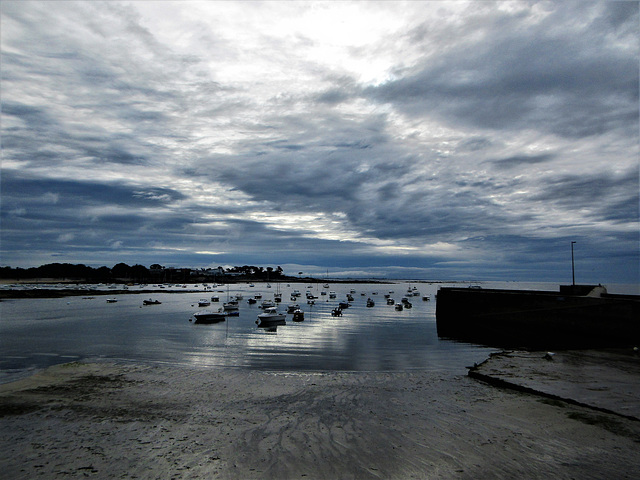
[571,241,576,286]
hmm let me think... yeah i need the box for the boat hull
[257,313,286,323]
[193,312,226,324]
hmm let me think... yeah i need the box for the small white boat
[287,303,300,313]
[292,309,304,322]
[329,291,337,299]
[106,298,117,303]
[198,299,211,307]
[257,307,286,324]
[211,296,220,302]
[143,299,161,305]
[366,298,375,307]
[223,300,239,311]
[193,309,226,324]
[222,299,240,312]
[395,303,403,311]
[260,300,275,309]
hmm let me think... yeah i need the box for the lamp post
[571,241,576,286]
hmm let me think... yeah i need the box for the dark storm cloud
[490,154,556,169]
[530,169,638,206]
[599,196,640,224]
[364,2,638,138]
[1,172,186,208]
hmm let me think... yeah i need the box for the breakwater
[436,286,640,349]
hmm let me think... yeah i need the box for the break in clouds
[1,1,638,283]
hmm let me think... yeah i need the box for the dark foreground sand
[1,355,639,480]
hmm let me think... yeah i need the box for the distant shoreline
[0,288,187,299]
[0,278,463,299]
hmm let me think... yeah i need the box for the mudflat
[1,360,639,479]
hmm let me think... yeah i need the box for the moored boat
[143,299,161,305]
[260,299,275,309]
[257,307,286,325]
[193,309,226,324]
[223,300,239,311]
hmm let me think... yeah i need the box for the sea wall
[435,287,640,349]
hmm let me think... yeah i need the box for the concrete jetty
[436,285,640,349]
[468,349,640,421]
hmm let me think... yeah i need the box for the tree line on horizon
[0,263,287,283]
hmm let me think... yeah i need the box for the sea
[1,280,637,384]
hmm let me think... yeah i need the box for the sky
[1,1,638,283]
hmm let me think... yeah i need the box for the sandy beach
[1,354,639,480]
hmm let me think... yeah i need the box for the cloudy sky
[1,1,638,283]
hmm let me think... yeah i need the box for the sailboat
[274,282,282,302]
[223,284,239,313]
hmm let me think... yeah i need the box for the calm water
[1,281,636,383]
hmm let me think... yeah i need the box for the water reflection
[0,281,506,381]
[256,318,286,329]
[257,324,281,333]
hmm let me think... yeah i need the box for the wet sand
[1,357,639,479]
